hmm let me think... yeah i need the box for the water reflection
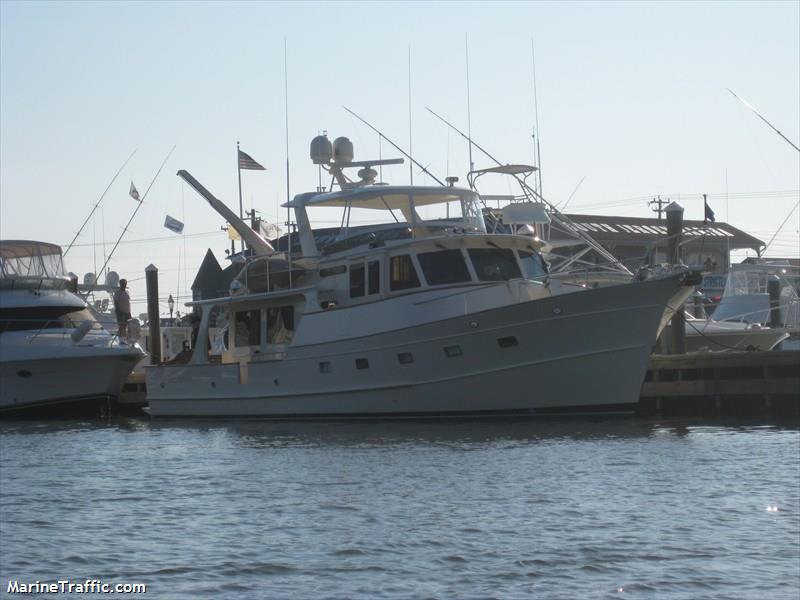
[2,415,796,447]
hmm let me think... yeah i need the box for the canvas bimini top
[0,240,66,280]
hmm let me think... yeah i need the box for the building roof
[190,249,224,292]
[555,214,764,252]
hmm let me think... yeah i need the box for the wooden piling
[666,201,686,354]
[145,264,161,365]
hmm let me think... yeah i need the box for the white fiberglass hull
[0,334,142,416]
[146,274,690,418]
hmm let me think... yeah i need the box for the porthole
[397,352,414,365]
[497,336,519,348]
[443,345,463,358]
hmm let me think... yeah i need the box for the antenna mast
[465,34,474,173]
[284,37,292,286]
[531,39,543,197]
[408,44,413,185]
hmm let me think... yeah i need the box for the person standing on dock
[113,279,131,340]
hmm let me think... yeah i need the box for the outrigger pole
[87,145,176,293]
[425,106,631,275]
[728,88,800,153]
[64,149,137,257]
[343,106,446,186]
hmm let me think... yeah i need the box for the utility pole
[649,195,668,221]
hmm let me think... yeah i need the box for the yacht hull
[0,353,141,417]
[146,274,691,418]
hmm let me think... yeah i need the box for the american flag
[238,149,265,171]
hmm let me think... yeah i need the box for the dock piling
[768,276,782,328]
[666,202,686,354]
[145,264,162,364]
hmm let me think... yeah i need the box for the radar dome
[83,272,96,286]
[310,135,333,164]
[332,137,354,163]
[106,271,120,288]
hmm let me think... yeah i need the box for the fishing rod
[763,200,800,255]
[343,106,445,186]
[728,88,800,153]
[87,145,176,293]
[64,149,137,257]
[425,106,631,274]
[557,176,586,212]
[426,106,506,170]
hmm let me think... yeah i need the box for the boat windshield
[0,306,102,333]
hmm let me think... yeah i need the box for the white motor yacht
[145,137,697,418]
[0,241,144,417]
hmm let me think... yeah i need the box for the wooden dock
[640,350,799,417]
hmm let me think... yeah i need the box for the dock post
[767,276,782,328]
[692,290,705,319]
[666,202,686,354]
[145,264,162,365]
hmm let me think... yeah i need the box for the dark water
[1,418,798,599]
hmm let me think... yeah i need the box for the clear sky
[1,1,798,316]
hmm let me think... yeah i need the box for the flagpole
[237,140,245,253]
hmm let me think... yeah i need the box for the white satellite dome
[83,272,96,286]
[105,271,120,288]
[310,134,333,165]
[332,137,354,163]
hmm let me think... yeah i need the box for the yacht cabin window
[350,260,381,298]
[417,249,471,285]
[368,260,380,295]
[468,248,522,281]
[350,263,366,298]
[234,310,261,347]
[267,307,294,344]
[389,255,420,291]
[517,250,548,279]
[233,306,295,348]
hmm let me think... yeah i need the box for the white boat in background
[0,241,143,417]
[145,136,697,418]
[661,314,789,353]
[711,261,800,349]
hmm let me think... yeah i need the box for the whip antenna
[728,88,799,152]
